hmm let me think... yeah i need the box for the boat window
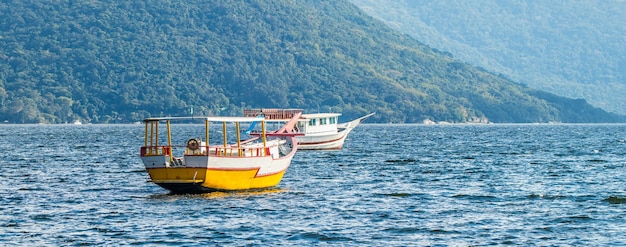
[330,117,336,124]
[309,119,316,126]
[320,118,327,125]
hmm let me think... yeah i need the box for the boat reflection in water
[148,188,288,199]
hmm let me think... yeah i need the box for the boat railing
[244,108,303,120]
[210,146,271,157]
[140,146,171,157]
[141,145,271,157]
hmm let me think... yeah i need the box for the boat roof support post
[149,121,156,155]
[236,122,241,157]
[155,121,159,147]
[148,122,153,148]
[205,119,209,146]
[166,120,172,148]
[144,122,148,147]
[166,120,173,160]
[149,122,155,154]
[262,121,267,148]
[222,122,227,148]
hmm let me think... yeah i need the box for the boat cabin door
[295,122,306,133]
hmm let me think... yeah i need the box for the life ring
[187,139,200,150]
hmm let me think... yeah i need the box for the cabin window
[320,118,327,125]
[309,119,316,126]
[330,117,336,124]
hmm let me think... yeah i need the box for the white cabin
[296,113,341,135]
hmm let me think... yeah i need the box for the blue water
[1,124,626,246]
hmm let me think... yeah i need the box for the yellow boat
[140,112,302,193]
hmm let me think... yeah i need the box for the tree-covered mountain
[350,0,626,115]
[0,0,623,124]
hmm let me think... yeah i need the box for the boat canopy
[144,116,265,122]
[301,113,341,119]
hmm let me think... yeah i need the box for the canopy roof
[301,113,342,118]
[144,116,265,122]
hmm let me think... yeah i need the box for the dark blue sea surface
[1,124,626,246]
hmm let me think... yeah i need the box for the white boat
[244,109,375,150]
[139,113,302,193]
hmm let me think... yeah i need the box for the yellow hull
[147,167,287,193]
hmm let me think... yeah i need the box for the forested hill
[350,0,626,116]
[0,0,623,124]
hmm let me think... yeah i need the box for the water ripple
[1,124,626,245]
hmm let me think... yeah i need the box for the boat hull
[144,153,294,193]
[147,168,288,193]
[296,129,350,150]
